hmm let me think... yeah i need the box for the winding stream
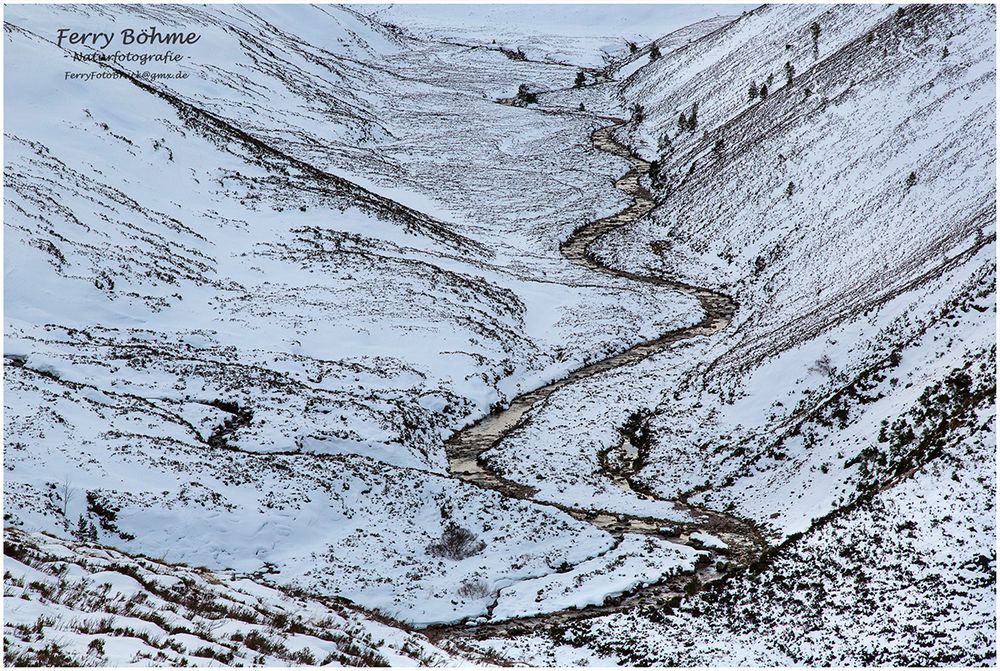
[431,114,766,640]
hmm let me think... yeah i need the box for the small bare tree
[427,523,485,560]
[457,579,492,599]
[809,354,836,378]
[60,478,72,521]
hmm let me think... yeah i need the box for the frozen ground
[3,528,475,666]
[461,3,995,664]
[4,2,996,666]
[5,3,698,628]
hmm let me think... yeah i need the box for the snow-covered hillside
[4,2,995,666]
[458,3,995,665]
[595,1,996,537]
[3,528,474,666]
[4,4,700,628]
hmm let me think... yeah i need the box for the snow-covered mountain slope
[447,3,994,664]
[4,4,701,627]
[487,1,995,535]
[3,2,995,665]
[608,15,735,81]
[596,0,996,533]
[3,528,478,666]
[605,4,994,363]
[478,403,994,665]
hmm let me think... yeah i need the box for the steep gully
[428,111,768,640]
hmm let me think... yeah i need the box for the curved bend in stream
[435,115,765,637]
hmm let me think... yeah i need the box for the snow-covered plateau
[3,3,996,666]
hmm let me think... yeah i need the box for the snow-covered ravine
[433,110,767,637]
